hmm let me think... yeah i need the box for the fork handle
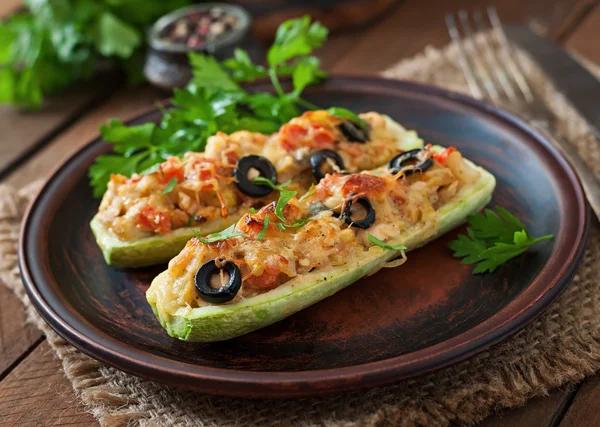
[533,123,600,221]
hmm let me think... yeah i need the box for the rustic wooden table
[1,0,599,425]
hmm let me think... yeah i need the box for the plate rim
[18,75,589,398]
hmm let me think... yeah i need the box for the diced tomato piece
[313,129,335,146]
[279,123,309,151]
[198,166,214,181]
[342,174,386,196]
[137,205,171,234]
[433,147,456,164]
[160,158,185,184]
[237,214,264,237]
[284,123,309,139]
[225,151,239,165]
[245,263,281,291]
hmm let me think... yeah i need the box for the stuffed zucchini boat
[147,145,496,341]
[91,110,424,267]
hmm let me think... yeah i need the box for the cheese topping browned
[148,147,480,316]
[97,111,415,242]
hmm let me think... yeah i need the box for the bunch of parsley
[0,0,191,109]
[89,16,341,197]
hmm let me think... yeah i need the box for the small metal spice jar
[145,3,252,90]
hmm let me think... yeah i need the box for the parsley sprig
[275,190,297,222]
[0,0,191,109]
[195,224,248,244]
[449,206,553,274]
[367,233,407,251]
[161,177,178,195]
[251,177,291,191]
[88,17,365,198]
[88,16,329,197]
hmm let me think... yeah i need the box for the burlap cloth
[2,37,600,427]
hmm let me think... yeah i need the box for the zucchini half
[147,159,496,342]
[91,116,424,268]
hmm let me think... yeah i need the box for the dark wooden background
[1,0,599,425]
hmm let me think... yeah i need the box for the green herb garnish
[274,190,297,222]
[288,218,313,228]
[327,107,368,130]
[256,215,270,241]
[252,177,292,191]
[88,16,330,197]
[276,223,287,231]
[0,0,191,109]
[249,207,258,214]
[448,206,554,274]
[196,224,248,244]
[367,233,407,251]
[162,177,178,195]
[298,183,315,202]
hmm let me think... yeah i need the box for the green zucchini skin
[91,215,237,268]
[91,115,424,268]
[147,161,496,342]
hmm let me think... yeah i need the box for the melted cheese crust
[97,111,408,241]
[147,147,480,316]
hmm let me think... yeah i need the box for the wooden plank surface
[331,0,594,74]
[479,388,577,427]
[0,285,42,378]
[564,4,600,64]
[0,0,22,16]
[0,74,123,181]
[0,340,97,427]
[5,86,162,188]
[559,375,600,426]
[0,1,599,426]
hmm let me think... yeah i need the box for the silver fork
[446,7,600,221]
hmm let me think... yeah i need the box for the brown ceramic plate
[19,76,588,398]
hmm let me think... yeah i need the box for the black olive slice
[341,197,376,229]
[388,148,433,176]
[338,120,370,143]
[310,149,345,182]
[195,259,242,304]
[234,155,278,197]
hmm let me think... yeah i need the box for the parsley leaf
[449,206,554,274]
[93,12,141,59]
[162,177,178,195]
[88,152,146,198]
[249,207,258,214]
[367,233,407,251]
[275,190,297,222]
[298,183,315,202]
[292,57,321,95]
[256,215,269,241]
[189,54,240,92]
[222,48,267,82]
[267,16,328,67]
[287,218,313,228]
[196,224,248,244]
[327,107,368,130]
[252,177,291,191]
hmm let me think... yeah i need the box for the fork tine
[457,10,500,103]
[445,13,485,99]
[487,6,535,103]
[473,10,518,103]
